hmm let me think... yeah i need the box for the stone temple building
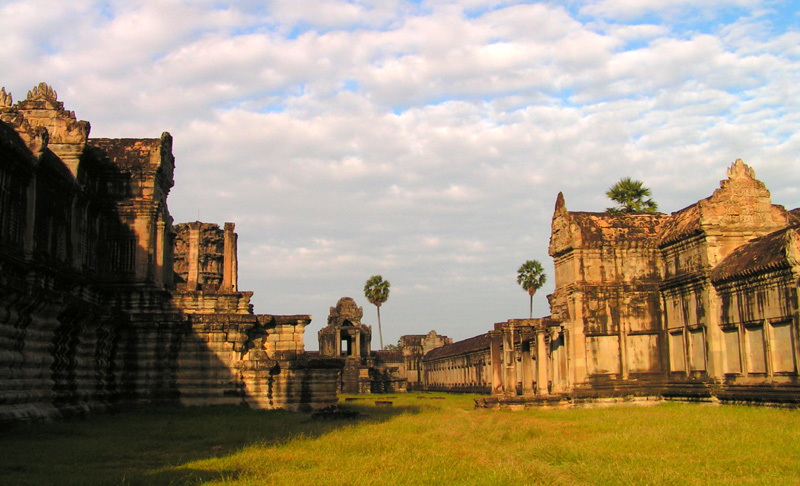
[493,160,800,406]
[401,330,452,387]
[316,297,409,393]
[0,83,341,423]
[412,160,800,408]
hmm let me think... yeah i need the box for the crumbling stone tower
[0,83,341,422]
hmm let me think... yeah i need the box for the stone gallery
[0,83,341,423]
[2,83,798,423]
[421,159,800,407]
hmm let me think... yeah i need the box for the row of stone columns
[423,354,489,386]
[490,320,566,397]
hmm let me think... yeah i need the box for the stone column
[23,173,36,259]
[133,216,151,281]
[705,287,724,379]
[620,321,629,380]
[354,332,361,358]
[155,219,165,287]
[222,222,238,292]
[504,326,516,395]
[522,342,533,395]
[536,329,549,395]
[186,223,201,290]
[569,290,587,386]
[489,331,503,395]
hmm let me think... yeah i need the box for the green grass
[2,394,800,485]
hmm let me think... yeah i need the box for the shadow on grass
[1,401,421,486]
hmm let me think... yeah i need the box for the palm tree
[517,260,546,319]
[606,177,658,213]
[364,275,390,350]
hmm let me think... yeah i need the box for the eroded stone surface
[0,84,339,422]
[483,160,800,406]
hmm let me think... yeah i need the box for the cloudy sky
[2,0,799,348]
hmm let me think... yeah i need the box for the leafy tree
[606,177,658,214]
[364,275,390,350]
[517,260,546,319]
[383,339,402,352]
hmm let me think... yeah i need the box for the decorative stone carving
[786,229,800,272]
[727,158,755,180]
[549,192,574,257]
[26,82,58,102]
[0,87,11,108]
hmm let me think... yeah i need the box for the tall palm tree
[364,275,390,350]
[606,177,658,213]
[517,260,546,319]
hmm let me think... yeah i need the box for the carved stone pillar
[503,326,516,395]
[155,220,165,287]
[489,330,502,395]
[186,223,201,290]
[522,341,533,395]
[222,222,238,292]
[536,329,549,396]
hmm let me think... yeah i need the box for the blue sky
[1,0,799,348]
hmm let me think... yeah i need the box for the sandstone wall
[482,160,800,408]
[0,84,341,423]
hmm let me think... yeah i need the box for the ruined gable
[0,83,90,177]
[664,160,793,271]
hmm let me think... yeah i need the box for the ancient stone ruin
[3,82,796,420]
[401,330,452,388]
[409,159,800,408]
[316,297,417,393]
[0,83,341,423]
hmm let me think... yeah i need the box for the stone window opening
[0,169,25,248]
[669,330,686,373]
[769,320,796,374]
[340,335,353,357]
[744,323,767,375]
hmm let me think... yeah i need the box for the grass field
[2,393,800,485]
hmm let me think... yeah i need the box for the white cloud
[2,0,799,345]
[579,0,761,20]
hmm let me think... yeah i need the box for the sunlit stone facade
[480,161,800,407]
[0,83,340,422]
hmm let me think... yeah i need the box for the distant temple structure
[0,83,341,423]
[316,297,418,393]
[3,82,796,420]
[323,160,800,407]
[415,159,800,407]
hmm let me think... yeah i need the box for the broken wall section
[171,222,342,411]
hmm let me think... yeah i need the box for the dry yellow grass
[2,393,800,485]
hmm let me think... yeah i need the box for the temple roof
[401,335,425,345]
[424,333,490,361]
[373,350,403,363]
[568,211,667,244]
[658,202,702,246]
[711,227,800,283]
